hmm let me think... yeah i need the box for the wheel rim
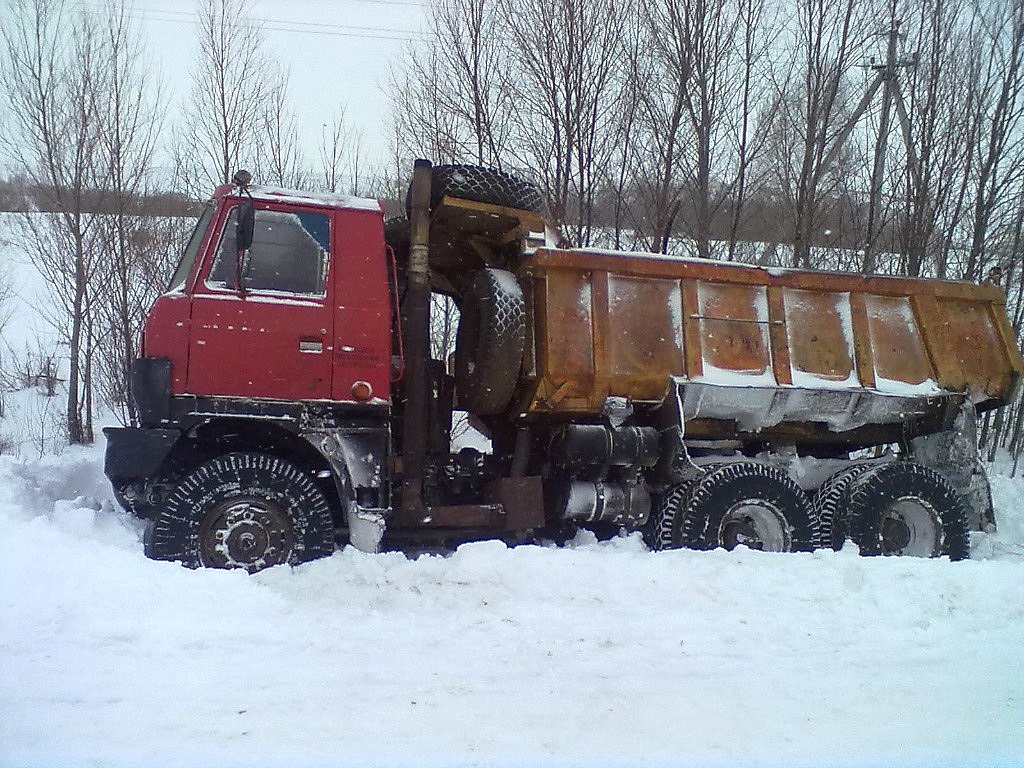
[199,496,294,571]
[717,501,790,552]
[878,497,940,557]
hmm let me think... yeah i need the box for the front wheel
[145,452,336,572]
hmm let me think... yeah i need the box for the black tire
[644,481,695,551]
[406,164,543,215]
[455,268,526,415]
[811,463,875,550]
[846,462,969,560]
[145,452,335,572]
[681,462,817,552]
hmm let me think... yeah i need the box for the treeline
[0,177,196,217]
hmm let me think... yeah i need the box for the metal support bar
[399,159,433,522]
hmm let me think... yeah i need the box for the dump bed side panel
[519,249,1022,439]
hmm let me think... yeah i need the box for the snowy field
[1,438,1023,768]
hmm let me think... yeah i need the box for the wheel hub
[199,497,294,571]
[718,501,790,552]
[879,497,940,557]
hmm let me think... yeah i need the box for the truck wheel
[811,464,874,550]
[455,268,526,415]
[407,164,543,215]
[145,452,335,572]
[644,481,695,551]
[681,463,817,552]
[846,462,969,560]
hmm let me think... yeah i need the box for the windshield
[165,203,215,292]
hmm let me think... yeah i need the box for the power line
[76,2,431,42]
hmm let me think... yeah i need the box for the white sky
[77,0,432,181]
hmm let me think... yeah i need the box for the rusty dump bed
[517,248,1024,444]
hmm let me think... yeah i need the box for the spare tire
[455,268,526,416]
[406,164,544,215]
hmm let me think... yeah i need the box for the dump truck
[104,160,1024,570]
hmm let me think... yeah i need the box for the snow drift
[1,443,1023,768]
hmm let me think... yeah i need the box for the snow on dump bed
[1,445,1023,767]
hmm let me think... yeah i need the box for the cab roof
[212,183,384,213]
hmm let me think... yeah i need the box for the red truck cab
[144,184,394,405]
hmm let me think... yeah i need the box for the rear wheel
[681,463,816,552]
[644,481,695,551]
[145,452,335,572]
[811,463,874,550]
[846,462,969,560]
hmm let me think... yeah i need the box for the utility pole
[863,22,923,272]
[819,20,922,272]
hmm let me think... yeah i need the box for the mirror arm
[235,186,255,295]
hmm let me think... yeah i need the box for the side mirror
[236,201,255,251]
[234,201,255,292]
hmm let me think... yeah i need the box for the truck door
[186,202,335,401]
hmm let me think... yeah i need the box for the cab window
[207,207,330,296]
[166,203,214,292]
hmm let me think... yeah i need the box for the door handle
[299,338,323,353]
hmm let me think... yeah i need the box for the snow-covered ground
[1,437,1022,768]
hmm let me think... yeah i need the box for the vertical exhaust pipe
[399,159,433,522]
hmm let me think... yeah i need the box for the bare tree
[0,261,13,419]
[174,0,272,198]
[319,106,351,194]
[391,46,471,166]
[317,106,366,195]
[0,261,13,339]
[87,1,165,426]
[769,0,869,268]
[634,0,780,258]
[390,0,512,168]
[500,0,629,245]
[963,0,1024,281]
[1,0,109,444]
[725,0,783,259]
[257,65,307,188]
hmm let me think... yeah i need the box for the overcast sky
[76,0,432,181]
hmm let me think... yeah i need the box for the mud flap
[347,506,386,553]
[302,429,390,551]
[911,400,995,530]
[104,426,179,481]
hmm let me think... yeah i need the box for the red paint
[142,293,191,392]
[141,190,393,404]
